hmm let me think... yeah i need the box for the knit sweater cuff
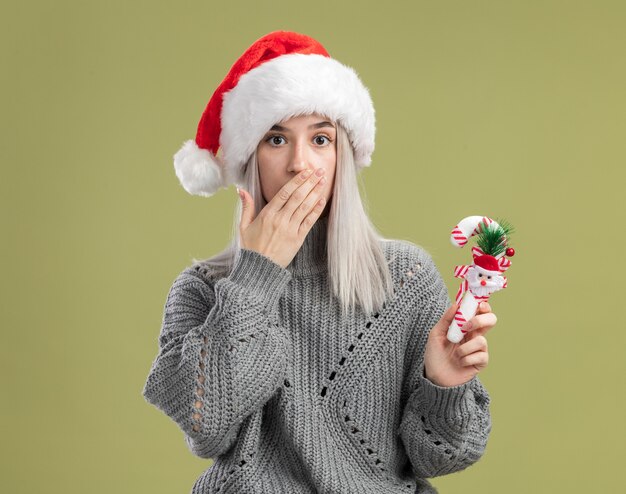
[227,248,293,314]
[414,360,476,421]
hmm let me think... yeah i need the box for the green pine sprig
[476,218,515,257]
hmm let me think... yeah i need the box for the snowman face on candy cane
[466,265,506,298]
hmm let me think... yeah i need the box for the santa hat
[173,30,376,196]
[474,254,502,274]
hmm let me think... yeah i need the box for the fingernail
[461,321,473,333]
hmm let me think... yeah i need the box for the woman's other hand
[423,301,497,387]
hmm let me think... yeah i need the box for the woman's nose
[289,141,309,172]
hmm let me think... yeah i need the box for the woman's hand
[423,301,497,387]
[238,168,327,268]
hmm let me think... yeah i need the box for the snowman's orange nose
[481,280,487,286]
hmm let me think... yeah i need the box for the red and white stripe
[498,257,512,271]
[451,226,469,247]
[454,265,470,278]
[454,309,468,331]
[450,216,499,249]
[455,279,468,305]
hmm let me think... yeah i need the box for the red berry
[506,247,515,257]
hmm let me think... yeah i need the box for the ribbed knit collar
[286,214,329,277]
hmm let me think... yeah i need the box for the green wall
[2,1,623,492]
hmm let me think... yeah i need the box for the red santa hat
[474,254,502,274]
[173,30,376,197]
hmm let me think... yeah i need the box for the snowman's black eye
[478,273,483,277]
[488,276,492,279]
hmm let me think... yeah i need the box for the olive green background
[2,1,623,492]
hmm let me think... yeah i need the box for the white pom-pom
[173,140,225,197]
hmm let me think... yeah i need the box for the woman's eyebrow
[269,121,336,132]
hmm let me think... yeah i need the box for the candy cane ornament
[447,215,515,344]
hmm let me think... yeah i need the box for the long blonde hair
[192,120,397,319]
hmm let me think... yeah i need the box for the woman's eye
[266,135,286,146]
[314,135,331,145]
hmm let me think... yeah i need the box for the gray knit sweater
[142,215,491,493]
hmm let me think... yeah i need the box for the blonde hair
[192,120,397,319]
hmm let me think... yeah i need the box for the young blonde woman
[143,31,496,494]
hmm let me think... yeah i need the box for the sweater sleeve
[397,248,492,478]
[142,248,293,459]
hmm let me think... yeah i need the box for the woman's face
[256,113,336,215]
